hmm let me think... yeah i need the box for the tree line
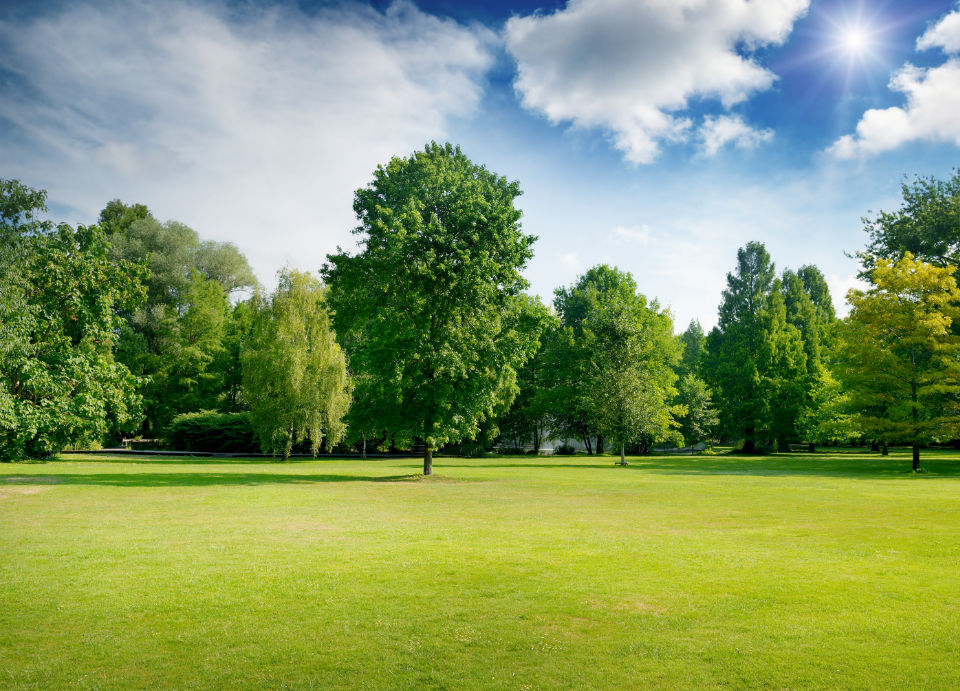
[3,144,960,473]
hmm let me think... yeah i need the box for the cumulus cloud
[830,8,960,159]
[0,0,494,283]
[699,115,774,156]
[504,0,807,163]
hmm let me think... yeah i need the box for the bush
[554,444,576,455]
[165,411,256,453]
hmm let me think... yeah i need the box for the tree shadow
[1,472,421,488]
[461,454,960,479]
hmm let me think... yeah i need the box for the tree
[105,209,258,434]
[552,265,681,463]
[860,170,960,274]
[703,243,810,452]
[243,270,352,458]
[677,374,719,445]
[492,296,557,453]
[838,253,960,471]
[536,321,597,453]
[703,242,776,451]
[677,320,705,379]
[322,142,538,475]
[0,180,145,459]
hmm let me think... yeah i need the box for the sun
[840,25,871,55]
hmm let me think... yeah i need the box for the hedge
[165,411,257,453]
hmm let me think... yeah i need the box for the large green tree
[0,181,145,459]
[838,254,960,471]
[105,206,258,434]
[547,265,680,461]
[703,242,776,451]
[579,269,681,464]
[703,242,808,452]
[322,142,539,475]
[243,270,352,458]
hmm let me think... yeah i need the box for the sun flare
[841,26,870,54]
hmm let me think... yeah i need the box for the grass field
[2,449,960,689]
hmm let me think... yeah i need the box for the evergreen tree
[703,242,777,451]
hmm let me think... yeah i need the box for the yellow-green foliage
[839,253,960,454]
[242,270,352,458]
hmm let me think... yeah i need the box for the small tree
[243,270,351,458]
[677,374,719,446]
[839,253,960,471]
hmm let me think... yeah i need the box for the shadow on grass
[1,472,421,487]
[462,454,960,479]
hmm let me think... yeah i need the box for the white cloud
[826,273,868,318]
[560,251,582,270]
[0,0,494,284]
[699,115,774,156]
[830,8,960,159]
[917,7,960,53]
[610,224,654,245]
[504,0,807,163]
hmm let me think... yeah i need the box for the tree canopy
[860,170,960,274]
[243,270,351,458]
[0,181,145,458]
[322,142,539,474]
[839,253,960,470]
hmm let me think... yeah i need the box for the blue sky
[2,0,959,329]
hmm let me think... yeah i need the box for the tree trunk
[870,440,879,452]
[361,432,367,460]
[619,442,627,466]
[912,380,920,472]
[881,441,888,456]
[742,426,756,453]
[582,432,593,455]
[777,436,789,453]
[424,447,433,476]
[597,434,604,455]
[808,442,815,453]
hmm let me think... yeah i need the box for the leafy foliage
[107,206,258,434]
[838,253,960,469]
[323,142,539,473]
[860,170,960,274]
[703,242,812,451]
[547,265,681,461]
[0,180,145,459]
[677,374,719,445]
[166,410,256,453]
[243,270,352,458]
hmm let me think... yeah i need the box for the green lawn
[2,450,960,689]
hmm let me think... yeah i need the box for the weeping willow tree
[242,270,352,458]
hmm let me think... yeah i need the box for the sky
[2,0,960,330]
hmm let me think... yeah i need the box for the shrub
[554,444,576,455]
[165,411,256,453]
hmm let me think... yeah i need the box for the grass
[2,448,960,689]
